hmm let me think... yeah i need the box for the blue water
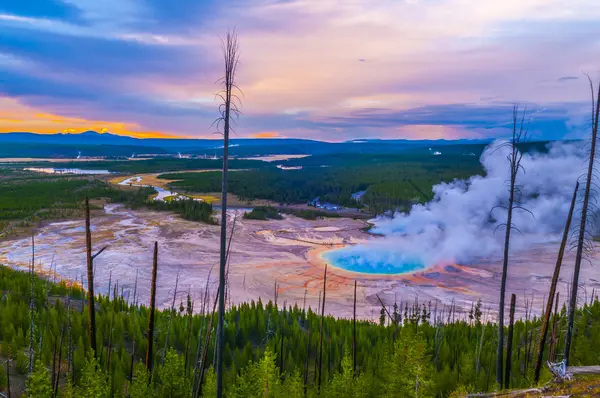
[323,249,426,275]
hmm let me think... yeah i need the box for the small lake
[25,167,112,175]
[323,246,427,275]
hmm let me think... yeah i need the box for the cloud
[0,97,183,138]
[300,103,583,140]
[250,131,281,138]
[557,76,579,82]
[0,1,81,22]
[0,0,599,139]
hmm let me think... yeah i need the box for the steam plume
[330,141,586,272]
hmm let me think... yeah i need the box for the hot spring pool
[323,247,427,275]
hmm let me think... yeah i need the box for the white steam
[339,141,586,270]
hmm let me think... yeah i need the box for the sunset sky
[1,0,599,141]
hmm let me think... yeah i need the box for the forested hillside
[0,265,598,397]
[0,171,214,236]
[161,152,483,213]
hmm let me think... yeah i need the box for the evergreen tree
[62,376,75,398]
[392,303,400,326]
[0,265,598,397]
[231,348,282,397]
[76,354,109,398]
[202,367,217,397]
[474,299,482,324]
[24,360,52,398]
[322,351,368,398]
[382,333,434,398]
[130,363,155,398]
[157,349,189,397]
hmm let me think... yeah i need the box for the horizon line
[0,130,504,143]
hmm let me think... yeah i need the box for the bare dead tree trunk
[317,291,321,318]
[196,292,219,398]
[129,304,136,387]
[279,323,285,373]
[67,285,72,377]
[317,264,328,391]
[51,335,58,389]
[565,77,600,365]
[107,271,112,301]
[353,280,357,376]
[132,269,139,308]
[303,288,307,314]
[534,181,578,382]
[84,197,109,356]
[185,296,194,377]
[54,323,65,398]
[146,242,159,375]
[6,358,11,398]
[304,327,310,396]
[549,291,560,362]
[476,322,485,375]
[505,294,516,389]
[495,105,528,386]
[215,29,240,398]
[524,294,534,374]
[28,232,35,375]
[106,310,114,372]
[162,271,180,365]
[192,274,213,393]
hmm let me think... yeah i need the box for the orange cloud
[250,131,281,138]
[0,97,183,139]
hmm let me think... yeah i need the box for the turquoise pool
[323,248,427,275]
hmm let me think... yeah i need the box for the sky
[0,0,599,141]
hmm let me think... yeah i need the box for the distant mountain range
[0,131,497,159]
[0,131,322,148]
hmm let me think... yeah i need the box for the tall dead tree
[132,269,139,308]
[534,181,578,382]
[195,292,219,398]
[162,271,180,365]
[66,284,73,377]
[184,294,194,376]
[353,280,357,376]
[505,294,516,389]
[303,327,311,396]
[84,197,107,356]
[317,264,328,391]
[128,297,137,388]
[214,29,241,397]
[53,323,65,397]
[303,288,307,314]
[565,76,600,364]
[51,336,58,391]
[146,242,159,375]
[28,233,35,375]
[6,358,11,398]
[548,291,560,362]
[85,197,97,355]
[493,105,528,386]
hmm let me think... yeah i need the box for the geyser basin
[323,247,427,275]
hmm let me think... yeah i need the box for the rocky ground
[1,204,598,321]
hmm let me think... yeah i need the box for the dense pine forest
[161,153,483,213]
[0,264,598,397]
[0,170,214,236]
